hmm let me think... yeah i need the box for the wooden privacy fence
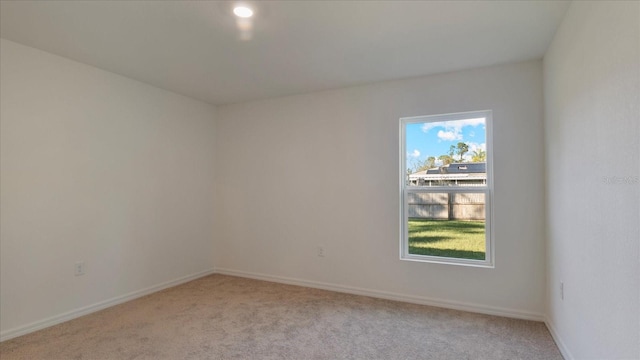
[408,192,485,220]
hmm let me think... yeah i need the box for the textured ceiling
[0,1,570,105]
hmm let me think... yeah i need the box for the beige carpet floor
[0,274,562,360]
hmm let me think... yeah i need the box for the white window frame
[400,110,494,268]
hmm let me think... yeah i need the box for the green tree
[438,154,454,165]
[415,163,428,172]
[456,142,469,162]
[418,156,436,171]
[414,156,437,172]
[471,149,486,162]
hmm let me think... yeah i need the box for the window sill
[400,254,495,268]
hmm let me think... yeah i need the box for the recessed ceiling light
[233,6,253,18]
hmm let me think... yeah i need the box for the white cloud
[462,142,487,161]
[407,149,420,158]
[421,117,485,142]
[467,142,486,153]
[421,123,438,133]
[437,130,461,141]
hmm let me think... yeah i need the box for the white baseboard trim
[214,268,545,322]
[544,317,573,360]
[0,268,216,342]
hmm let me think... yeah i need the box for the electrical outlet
[317,246,325,257]
[75,261,86,276]
[560,281,564,300]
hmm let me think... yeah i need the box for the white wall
[215,60,546,318]
[0,39,217,338]
[544,1,640,359]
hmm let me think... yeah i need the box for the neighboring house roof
[425,162,486,174]
[409,163,486,182]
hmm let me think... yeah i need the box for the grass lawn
[408,218,486,260]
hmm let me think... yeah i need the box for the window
[400,110,493,267]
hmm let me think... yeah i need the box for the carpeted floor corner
[0,274,562,359]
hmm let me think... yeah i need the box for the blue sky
[406,117,486,171]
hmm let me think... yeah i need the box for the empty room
[0,1,638,359]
